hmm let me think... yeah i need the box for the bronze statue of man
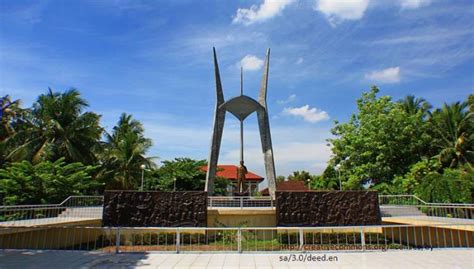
[236,160,248,193]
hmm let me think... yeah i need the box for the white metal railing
[59,196,104,207]
[0,196,103,225]
[208,196,274,208]
[1,194,472,225]
[380,204,474,220]
[378,195,474,220]
[379,195,426,205]
[0,224,472,252]
[378,194,474,207]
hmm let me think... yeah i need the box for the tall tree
[100,113,155,189]
[317,165,340,190]
[0,95,30,165]
[144,158,229,195]
[9,89,102,164]
[429,100,473,168]
[0,95,23,141]
[328,87,432,189]
[399,95,432,116]
[287,170,312,181]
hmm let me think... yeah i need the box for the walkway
[383,216,474,231]
[0,249,471,268]
[0,217,100,227]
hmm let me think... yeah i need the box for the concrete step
[380,205,426,217]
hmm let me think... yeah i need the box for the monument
[205,48,277,198]
[102,48,381,228]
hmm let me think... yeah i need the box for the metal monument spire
[240,66,244,167]
[205,48,277,198]
[238,66,246,193]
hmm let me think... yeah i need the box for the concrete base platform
[207,208,276,227]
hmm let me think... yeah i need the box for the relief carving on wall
[276,191,381,227]
[102,191,207,227]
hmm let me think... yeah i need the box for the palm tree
[9,89,102,164]
[0,96,33,165]
[399,95,432,116]
[0,95,23,141]
[288,170,312,181]
[430,100,473,168]
[101,113,155,189]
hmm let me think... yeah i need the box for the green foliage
[8,89,103,164]
[392,159,440,195]
[145,158,229,195]
[323,88,472,202]
[399,95,432,116]
[0,158,101,205]
[0,95,31,166]
[276,175,285,182]
[415,166,473,203]
[2,87,472,205]
[322,165,337,180]
[429,101,473,168]
[285,168,339,190]
[309,175,337,190]
[0,95,23,141]
[370,182,396,195]
[287,170,311,181]
[147,158,206,191]
[99,113,155,190]
[328,87,432,189]
[319,165,339,190]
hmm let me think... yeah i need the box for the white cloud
[277,94,296,104]
[399,0,431,9]
[239,55,264,71]
[296,57,304,64]
[365,66,401,83]
[372,29,474,45]
[283,105,330,123]
[233,0,295,25]
[314,0,369,26]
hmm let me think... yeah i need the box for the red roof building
[260,180,308,196]
[202,165,264,195]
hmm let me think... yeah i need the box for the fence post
[240,197,243,209]
[271,199,273,208]
[238,228,242,253]
[176,228,180,254]
[299,228,304,251]
[210,198,213,208]
[115,228,120,254]
[360,227,365,252]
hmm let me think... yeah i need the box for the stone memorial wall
[102,191,207,227]
[276,191,381,227]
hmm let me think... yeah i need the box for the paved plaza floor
[0,249,472,268]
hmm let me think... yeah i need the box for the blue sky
[1,0,473,181]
